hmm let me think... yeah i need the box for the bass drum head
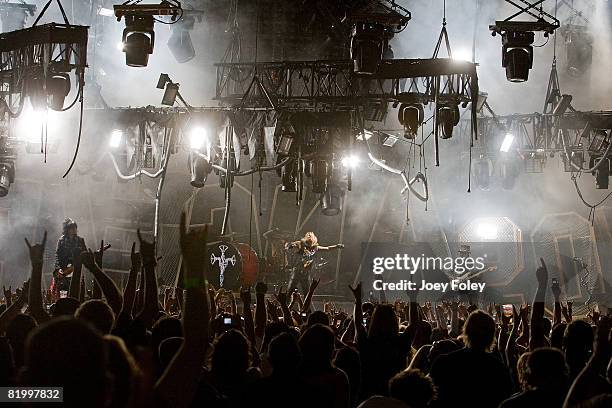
[235,243,258,287]
[209,241,242,290]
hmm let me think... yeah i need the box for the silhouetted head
[268,332,301,373]
[307,310,330,327]
[526,347,568,389]
[299,324,335,373]
[429,339,461,367]
[151,316,183,362]
[76,300,115,334]
[104,335,140,408]
[388,369,436,408]
[159,337,183,371]
[19,317,110,408]
[563,319,594,378]
[517,351,531,390]
[63,218,78,237]
[368,304,399,339]
[211,329,251,381]
[50,297,81,317]
[6,314,37,368]
[550,322,567,349]
[462,310,496,351]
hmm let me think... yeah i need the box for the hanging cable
[61,88,84,178]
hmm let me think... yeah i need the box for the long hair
[62,218,77,235]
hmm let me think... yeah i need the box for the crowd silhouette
[0,212,610,408]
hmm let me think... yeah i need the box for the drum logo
[211,244,236,287]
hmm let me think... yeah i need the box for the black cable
[62,90,84,178]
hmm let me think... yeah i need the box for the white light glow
[190,127,208,150]
[116,42,124,51]
[16,105,60,143]
[109,130,123,148]
[477,223,498,240]
[341,155,360,168]
[357,129,373,141]
[452,49,472,62]
[98,8,114,17]
[500,133,515,152]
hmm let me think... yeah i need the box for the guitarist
[52,218,86,295]
[285,232,344,295]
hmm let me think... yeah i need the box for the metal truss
[214,58,478,111]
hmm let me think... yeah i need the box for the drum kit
[208,228,331,291]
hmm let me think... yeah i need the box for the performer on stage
[285,232,344,294]
[52,218,86,295]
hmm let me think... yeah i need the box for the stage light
[189,127,207,150]
[190,153,212,188]
[276,132,295,156]
[350,22,386,74]
[17,106,60,144]
[553,94,572,116]
[501,31,535,82]
[398,103,424,139]
[109,130,123,149]
[563,26,592,77]
[588,130,610,155]
[281,161,298,192]
[357,129,374,141]
[122,15,155,67]
[500,133,514,153]
[452,48,472,62]
[0,163,13,197]
[46,73,71,111]
[116,41,124,51]
[474,155,492,190]
[341,155,360,168]
[168,15,195,63]
[477,222,498,240]
[310,159,329,193]
[592,157,611,189]
[98,7,114,17]
[437,105,460,139]
[321,184,342,216]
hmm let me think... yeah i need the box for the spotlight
[168,15,195,63]
[189,127,208,150]
[500,133,514,153]
[109,130,123,148]
[398,103,424,139]
[122,15,155,67]
[190,153,212,188]
[563,26,592,77]
[477,222,498,240]
[98,7,114,17]
[310,159,329,194]
[501,31,535,82]
[591,157,611,189]
[588,130,610,155]
[114,1,182,67]
[275,132,295,156]
[437,105,460,139]
[356,129,374,141]
[474,155,492,190]
[46,73,71,111]
[452,48,472,62]
[341,155,360,169]
[0,163,14,197]
[350,22,386,74]
[281,161,298,192]
[321,184,342,216]
[116,41,125,51]
[552,94,572,116]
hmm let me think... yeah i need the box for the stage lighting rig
[437,104,460,139]
[489,1,560,82]
[0,1,36,33]
[167,9,203,63]
[114,1,183,67]
[0,137,16,197]
[346,0,411,75]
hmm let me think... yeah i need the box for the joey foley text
[371,254,487,293]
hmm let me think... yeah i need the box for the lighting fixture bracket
[489,0,560,36]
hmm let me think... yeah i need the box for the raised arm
[529,258,548,350]
[316,243,345,251]
[349,282,366,342]
[119,242,141,320]
[301,278,320,314]
[135,230,160,326]
[551,278,561,327]
[240,286,257,347]
[25,231,49,324]
[254,281,267,339]
[0,280,29,334]
[81,248,123,315]
[274,286,293,326]
[156,212,209,408]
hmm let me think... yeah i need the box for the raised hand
[536,257,548,287]
[24,231,47,266]
[551,278,561,299]
[80,249,97,271]
[274,286,287,306]
[3,286,11,304]
[179,211,208,279]
[130,242,142,271]
[348,282,362,303]
[240,286,252,306]
[255,281,268,295]
[94,240,111,268]
[309,277,320,293]
[137,229,156,266]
